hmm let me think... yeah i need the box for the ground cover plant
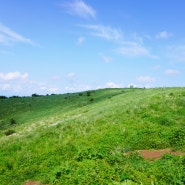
[0,87,185,184]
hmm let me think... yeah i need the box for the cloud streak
[80,24,122,41]
[118,44,149,57]
[0,23,37,46]
[80,24,157,58]
[165,69,180,75]
[61,0,96,19]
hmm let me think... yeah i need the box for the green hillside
[0,88,185,185]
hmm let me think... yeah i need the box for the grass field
[0,87,185,184]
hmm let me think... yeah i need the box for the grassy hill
[0,87,185,184]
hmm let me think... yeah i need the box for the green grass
[0,87,185,184]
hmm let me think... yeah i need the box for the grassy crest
[0,88,185,184]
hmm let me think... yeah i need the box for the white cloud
[165,69,180,75]
[118,44,149,57]
[67,72,76,78]
[48,87,59,93]
[136,76,156,83]
[79,24,157,58]
[156,31,173,39]
[0,83,23,93]
[61,0,96,19]
[100,53,112,63]
[167,45,185,62]
[118,41,159,58]
[0,72,61,95]
[0,23,37,46]
[77,36,85,44]
[102,56,112,63]
[0,83,10,90]
[0,72,28,81]
[105,82,123,88]
[80,24,122,41]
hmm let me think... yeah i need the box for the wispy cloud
[118,44,149,57]
[61,0,96,19]
[117,42,158,58]
[77,36,85,44]
[80,24,157,58]
[67,72,76,78]
[0,23,37,46]
[40,86,59,93]
[99,53,112,63]
[165,69,180,75]
[105,82,123,88]
[167,45,185,62]
[79,24,122,41]
[136,76,156,83]
[0,72,28,81]
[156,31,173,39]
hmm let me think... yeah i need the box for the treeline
[0,91,94,99]
[0,93,57,99]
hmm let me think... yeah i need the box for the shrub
[4,130,16,136]
[10,118,17,125]
[0,96,7,99]
[86,91,91,96]
[79,92,83,96]
[32,93,40,97]
[9,96,19,98]
[90,98,94,102]
[170,128,185,149]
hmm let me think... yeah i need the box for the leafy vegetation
[0,87,185,184]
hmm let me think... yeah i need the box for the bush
[10,118,17,125]
[9,96,19,98]
[0,96,7,99]
[4,130,16,136]
[79,92,83,96]
[170,128,185,149]
[86,91,91,96]
[90,98,94,102]
[32,93,40,97]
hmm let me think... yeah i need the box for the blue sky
[0,0,185,96]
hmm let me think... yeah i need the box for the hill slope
[0,88,185,184]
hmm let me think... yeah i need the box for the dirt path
[128,148,184,161]
[24,181,41,185]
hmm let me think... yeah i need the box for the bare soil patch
[24,181,41,185]
[126,148,184,161]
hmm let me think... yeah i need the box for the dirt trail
[128,148,184,161]
[24,181,41,185]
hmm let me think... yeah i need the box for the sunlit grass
[0,87,185,184]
